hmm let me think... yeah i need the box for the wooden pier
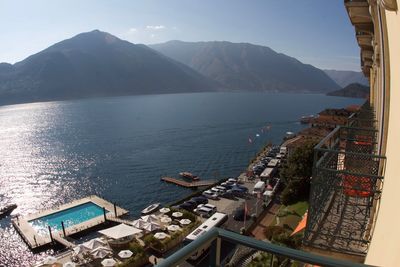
[161,176,216,188]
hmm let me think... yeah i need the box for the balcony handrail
[315,147,386,160]
[156,227,373,267]
[316,166,385,180]
[314,126,341,149]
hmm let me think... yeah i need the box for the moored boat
[0,203,17,218]
[141,203,160,215]
[179,172,199,181]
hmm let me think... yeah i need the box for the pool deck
[12,195,128,249]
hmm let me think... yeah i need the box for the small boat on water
[179,172,199,181]
[141,203,160,215]
[0,203,17,218]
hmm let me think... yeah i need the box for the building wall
[366,1,400,265]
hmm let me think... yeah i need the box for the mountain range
[0,30,367,106]
[323,69,369,87]
[150,40,340,93]
[0,30,217,105]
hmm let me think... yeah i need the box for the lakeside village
[9,104,360,267]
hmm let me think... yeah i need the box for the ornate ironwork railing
[304,122,385,256]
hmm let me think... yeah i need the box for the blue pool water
[29,202,106,234]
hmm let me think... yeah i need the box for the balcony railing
[304,120,385,256]
[156,227,371,267]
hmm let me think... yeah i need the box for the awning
[99,223,142,240]
[291,212,308,236]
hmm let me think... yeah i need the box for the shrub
[272,232,302,249]
[280,178,310,206]
[128,241,144,255]
[264,225,286,240]
[117,252,149,267]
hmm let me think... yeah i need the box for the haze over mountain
[327,83,370,99]
[324,69,369,87]
[0,30,347,106]
[0,30,217,105]
[150,40,340,93]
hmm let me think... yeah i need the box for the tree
[280,141,317,205]
[280,141,316,183]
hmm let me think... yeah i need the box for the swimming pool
[29,202,106,235]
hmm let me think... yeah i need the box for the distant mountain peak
[150,40,339,92]
[0,31,217,106]
[327,82,370,99]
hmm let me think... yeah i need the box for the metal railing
[156,227,371,267]
[304,103,386,256]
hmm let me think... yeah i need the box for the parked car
[202,204,217,212]
[220,182,233,189]
[191,196,208,205]
[215,186,226,192]
[179,200,197,211]
[202,190,219,200]
[211,187,223,195]
[220,191,236,199]
[196,206,215,218]
[229,188,246,197]
[234,184,248,192]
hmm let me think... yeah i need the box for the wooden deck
[161,176,216,188]
[12,195,129,249]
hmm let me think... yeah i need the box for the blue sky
[0,0,360,70]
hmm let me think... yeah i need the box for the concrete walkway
[250,203,281,240]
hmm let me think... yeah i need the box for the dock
[12,195,129,249]
[161,176,216,188]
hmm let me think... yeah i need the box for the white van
[252,181,266,195]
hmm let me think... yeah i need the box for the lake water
[0,92,362,265]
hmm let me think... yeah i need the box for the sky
[0,0,361,71]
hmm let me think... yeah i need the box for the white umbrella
[141,215,159,223]
[91,246,112,259]
[154,232,169,240]
[118,250,133,259]
[159,207,170,213]
[72,244,91,256]
[142,222,161,232]
[101,258,117,267]
[63,262,76,267]
[43,256,57,265]
[160,216,172,224]
[179,219,192,225]
[172,211,183,218]
[84,238,107,250]
[167,224,182,232]
[131,219,147,229]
